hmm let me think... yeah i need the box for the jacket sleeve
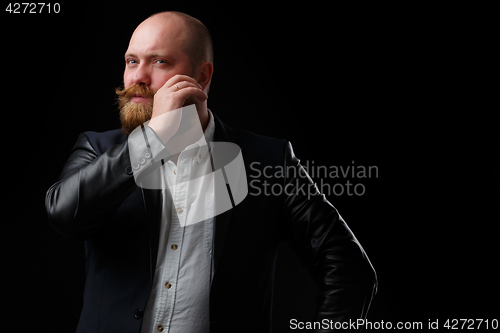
[45,133,138,240]
[281,141,377,332]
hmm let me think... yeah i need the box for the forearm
[288,192,377,329]
[281,141,377,331]
[312,212,377,329]
[46,134,136,240]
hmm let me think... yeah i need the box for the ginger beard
[116,84,155,135]
[116,84,201,136]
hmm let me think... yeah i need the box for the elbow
[367,260,378,297]
[45,181,80,239]
[361,252,378,299]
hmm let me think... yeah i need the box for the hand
[151,74,207,120]
[147,75,208,153]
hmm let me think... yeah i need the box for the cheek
[123,71,133,88]
[149,72,174,91]
[150,63,194,91]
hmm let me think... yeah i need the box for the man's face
[118,15,195,134]
[123,15,193,95]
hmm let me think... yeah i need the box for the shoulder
[214,111,287,147]
[215,115,289,167]
[82,129,127,155]
[232,126,287,151]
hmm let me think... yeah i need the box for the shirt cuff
[127,121,172,189]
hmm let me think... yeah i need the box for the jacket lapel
[141,188,162,281]
[211,112,239,274]
[212,194,233,274]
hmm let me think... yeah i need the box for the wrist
[147,109,182,144]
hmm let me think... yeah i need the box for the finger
[174,86,208,102]
[170,81,200,92]
[165,74,202,89]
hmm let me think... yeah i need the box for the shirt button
[176,207,183,214]
[134,308,143,319]
[157,325,164,332]
[165,282,172,289]
[171,244,178,250]
[173,169,176,175]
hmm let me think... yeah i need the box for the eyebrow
[124,52,170,59]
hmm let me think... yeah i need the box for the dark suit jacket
[46,113,377,333]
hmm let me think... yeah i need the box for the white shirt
[140,110,215,333]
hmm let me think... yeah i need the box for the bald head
[137,11,213,70]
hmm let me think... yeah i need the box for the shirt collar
[204,109,215,143]
[184,109,215,164]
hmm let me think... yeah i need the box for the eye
[126,59,138,65]
[154,59,168,65]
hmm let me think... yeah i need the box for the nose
[132,64,151,86]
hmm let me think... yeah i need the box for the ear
[196,61,214,93]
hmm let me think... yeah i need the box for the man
[46,11,377,333]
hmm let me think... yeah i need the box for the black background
[2,2,498,332]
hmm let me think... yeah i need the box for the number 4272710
[5,3,60,14]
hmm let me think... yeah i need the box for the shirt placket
[156,153,193,332]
